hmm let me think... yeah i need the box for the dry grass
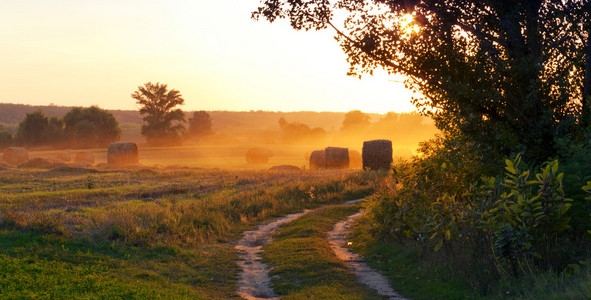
[0,167,378,248]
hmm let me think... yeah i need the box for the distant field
[26,144,363,169]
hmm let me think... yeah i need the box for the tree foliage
[63,106,121,148]
[254,0,591,162]
[15,110,51,147]
[341,110,370,132]
[132,82,186,146]
[278,117,327,144]
[0,130,12,150]
[187,111,214,138]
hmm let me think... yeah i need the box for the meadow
[0,147,381,298]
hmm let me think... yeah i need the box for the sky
[0,0,417,113]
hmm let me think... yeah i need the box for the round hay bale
[107,142,139,166]
[349,150,362,169]
[245,148,273,164]
[269,165,301,172]
[309,150,325,170]
[18,157,67,169]
[2,147,29,165]
[0,161,12,169]
[362,139,393,170]
[325,147,349,169]
[56,152,72,162]
[75,151,95,164]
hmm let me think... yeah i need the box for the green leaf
[434,239,443,252]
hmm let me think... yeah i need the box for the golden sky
[0,0,417,113]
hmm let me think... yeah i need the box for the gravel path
[327,211,408,300]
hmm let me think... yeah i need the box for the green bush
[369,139,591,291]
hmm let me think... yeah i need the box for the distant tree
[341,110,371,132]
[45,117,66,145]
[15,110,50,146]
[132,82,186,146]
[187,111,214,138]
[278,118,326,144]
[278,117,288,129]
[0,131,12,150]
[63,106,121,148]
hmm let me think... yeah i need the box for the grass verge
[263,203,382,299]
[352,214,591,300]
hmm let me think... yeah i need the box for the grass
[263,203,383,299]
[352,212,591,300]
[0,167,380,298]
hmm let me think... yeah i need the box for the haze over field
[0,0,417,114]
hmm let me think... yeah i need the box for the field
[0,146,382,298]
[25,144,348,170]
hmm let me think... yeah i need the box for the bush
[369,135,591,291]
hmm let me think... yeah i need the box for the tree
[187,111,214,138]
[341,110,371,132]
[132,82,186,146]
[0,131,12,150]
[278,117,326,144]
[63,106,121,148]
[254,0,591,163]
[45,117,66,146]
[15,110,50,146]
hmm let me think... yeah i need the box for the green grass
[0,167,381,298]
[352,214,591,300]
[263,203,382,299]
[0,230,228,299]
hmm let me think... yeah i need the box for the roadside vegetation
[351,141,591,299]
[0,167,378,298]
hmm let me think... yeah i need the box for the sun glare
[399,14,421,35]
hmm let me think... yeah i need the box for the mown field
[24,144,345,170]
[0,153,381,298]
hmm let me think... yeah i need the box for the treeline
[275,110,436,150]
[0,107,121,149]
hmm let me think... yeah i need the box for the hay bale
[18,157,66,169]
[349,150,362,169]
[362,139,393,170]
[309,150,325,170]
[0,161,12,169]
[325,147,349,169]
[2,147,29,165]
[269,165,301,172]
[56,152,72,162]
[245,148,273,164]
[107,142,139,166]
[75,151,95,164]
